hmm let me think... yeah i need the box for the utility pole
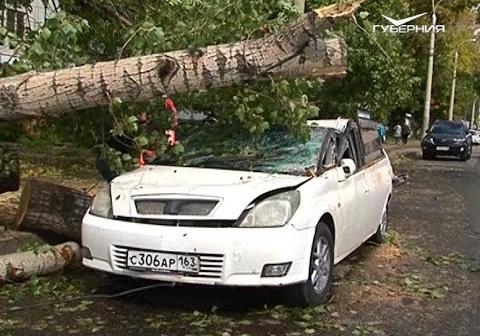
[471,98,477,128]
[448,38,477,121]
[447,50,458,121]
[422,0,442,137]
[477,100,480,127]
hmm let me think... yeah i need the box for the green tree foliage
[0,0,479,171]
[309,0,422,122]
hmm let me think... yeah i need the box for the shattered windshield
[153,125,328,175]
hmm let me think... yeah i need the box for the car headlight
[90,183,113,218]
[453,138,465,144]
[237,190,301,228]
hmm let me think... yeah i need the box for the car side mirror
[338,159,356,181]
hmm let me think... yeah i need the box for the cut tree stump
[15,178,93,242]
[0,142,20,194]
[0,242,81,284]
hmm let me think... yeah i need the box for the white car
[470,130,480,145]
[82,118,393,305]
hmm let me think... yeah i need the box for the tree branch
[79,0,133,27]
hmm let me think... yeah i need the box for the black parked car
[422,120,473,161]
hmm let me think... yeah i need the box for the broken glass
[153,125,328,176]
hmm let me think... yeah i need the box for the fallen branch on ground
[0,242,81,284]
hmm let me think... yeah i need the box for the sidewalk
[384,140,420,162]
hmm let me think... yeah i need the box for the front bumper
[422,143,467,156]
[82,212,313,287]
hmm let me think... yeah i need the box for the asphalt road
[1,147,480,336]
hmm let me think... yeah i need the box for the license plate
[126,250,200,273]
[436,146,449,151]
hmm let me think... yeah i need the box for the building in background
[0,0,58,63]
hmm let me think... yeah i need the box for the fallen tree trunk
[0,142,20,194]
[15,178,92,242]
[0,0,362,121]
[0,242,81,284]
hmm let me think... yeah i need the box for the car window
[431,123,464,136]
[356,118,385,165]
[321,138,337,170]
[152,125,329,176]
[338,133,358,165]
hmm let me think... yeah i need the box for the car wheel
[460,151,468,161]
[370,207,389,244]
[286,223,333,306]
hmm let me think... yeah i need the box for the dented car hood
[110,165,309,220]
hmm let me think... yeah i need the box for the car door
[335,128,372,256]
[358,123,392,238]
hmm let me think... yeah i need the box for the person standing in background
[401,122,411,145]
[378,123,386,144]
[393,123,402,144]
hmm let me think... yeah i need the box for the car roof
[307,118,350,132]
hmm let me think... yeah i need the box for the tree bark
[0,242,81,284]
[0,0,363,121]
[0,142,20,194]
[15,178,93,242]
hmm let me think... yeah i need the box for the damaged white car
[82,118,393,305]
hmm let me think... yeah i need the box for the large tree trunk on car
[0,242,81,284]
[0,142,20,194]
[0,1,363,121]
[15,178,93,242]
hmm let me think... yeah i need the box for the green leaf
[288,102,296,112]
[431,290,445,299]
[173,144,184,155]
[359,11,370,19]
[260,121,270,131]
[137,136,149,147]
[41,28,52,40]
[55,11,66,21]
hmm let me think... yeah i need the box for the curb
[385,142,420,163]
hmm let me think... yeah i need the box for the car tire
[460,152,468,161]
[370,207,389,244]
[285,222,334,306]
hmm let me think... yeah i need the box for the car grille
[135,199,218,216]
[111,245,224,279]
[433,138,457,146]
[114,217,236,227]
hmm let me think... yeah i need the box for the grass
[0,271,84,303]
